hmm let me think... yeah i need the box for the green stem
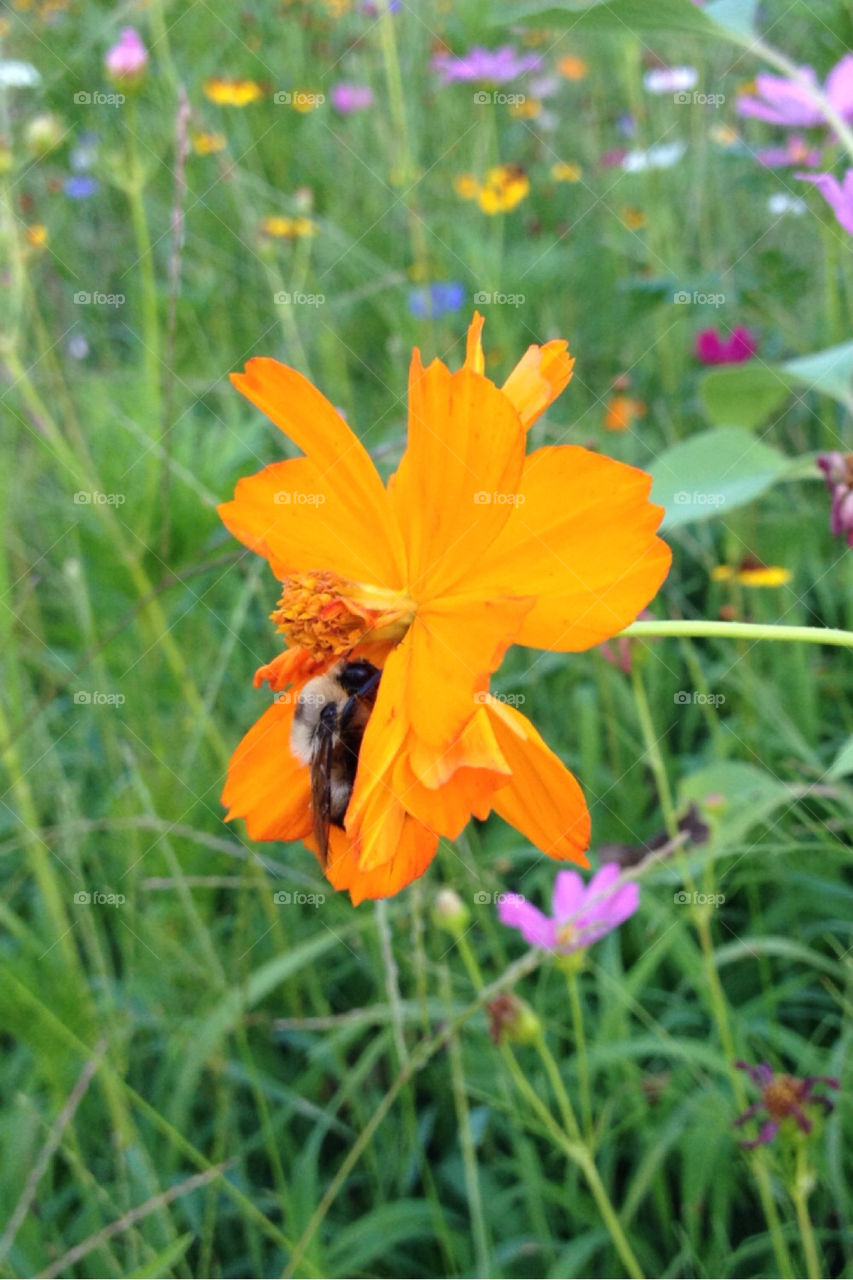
[566,972,593,1142]
[792,1142,822,1280]
[621,620,853,649]
[631,665,679,839]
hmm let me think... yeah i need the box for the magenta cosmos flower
[737,53,853,128]
[758,134,822,168]
[331,84,373,114]
[734,1061,838,1148]
[497,863,639,953]
[694,326,757,365]
[431,46,543,85]
[105,28,148,85]
[817,452,853,545]
[797,168,853,235]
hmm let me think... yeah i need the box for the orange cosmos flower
[219,314,670,903]
[203,78,264,106]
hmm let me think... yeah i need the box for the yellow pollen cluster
[271,571,375,658]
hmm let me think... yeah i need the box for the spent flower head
[734,1061,839,1148]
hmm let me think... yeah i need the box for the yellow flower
[710,124,740,148]
[203,78,264,107]
[551,161,582,182]
[510,98,542,119]
[26,224,48,250]
[192,131,227,155]
[453,173,480,200]
[712,561,792,587]
[260,215,317,239]
[557,55,588,81]
[291,89,323,114]
[620,206,647,230]
[478,165,529,215]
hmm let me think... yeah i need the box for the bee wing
[310,717,335,868]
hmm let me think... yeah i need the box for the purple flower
[360,0,400,12]
[734,1061,839,1148]
[817,451,853,546]
[694,326,757,365]
[431,45,543,85]
[104,27,148,86]
[64,175,99,199]
[497,863,639,954]
[408,281,465,318]
[737,53,853,128]
[797,168,853,235]
[331,83,373,114]
[757,133,822,168]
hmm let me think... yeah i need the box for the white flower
[767,193,807,216]
[643,66,698,94]
[621,140,687,172]
[0,60,41,88]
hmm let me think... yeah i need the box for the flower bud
[432,888,469,936]
[105,28,148,88]
[25,112,64,158]
[486,993,542,1045]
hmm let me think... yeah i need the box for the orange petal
[464,311,485,374]
[407,701,510,789]
[485,698,590,864]
[470,446,671,651]
[253,646,328,692]
[222,699,312,842]
[393,730,507,838]
[320,818,439,904]
[502,340,575,429]
[230,359,405,587]
[403,594,534,749]
[388,357,526,598]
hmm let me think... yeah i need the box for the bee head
[338,659,380,695]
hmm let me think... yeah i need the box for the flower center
[555,922,575,948]
[271,570,415,659]
[763,1075,802,1118]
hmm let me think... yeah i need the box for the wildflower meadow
[3,0,853,1277]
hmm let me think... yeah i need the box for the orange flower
[219,315,670,903]
[557,55,588,81]
[604,393,646,431]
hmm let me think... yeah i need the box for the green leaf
[500,0,712,35]
[827,736,853,781]
[128,1234,194,1279]
[649,425,790,528]
[703,0,758,35]
[699,364,791,429]
[782,340,853,408]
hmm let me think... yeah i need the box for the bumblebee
[290,659,381,865]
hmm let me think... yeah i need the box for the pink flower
[737,53,853,128]
[797,168,853,235]
[105,27,148,86]
[757,133,822,168]
[497,863,639,954]
[431,46,543,85]
[817,452,853,545]
[330,83,374,114]
[694,326,757,365]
